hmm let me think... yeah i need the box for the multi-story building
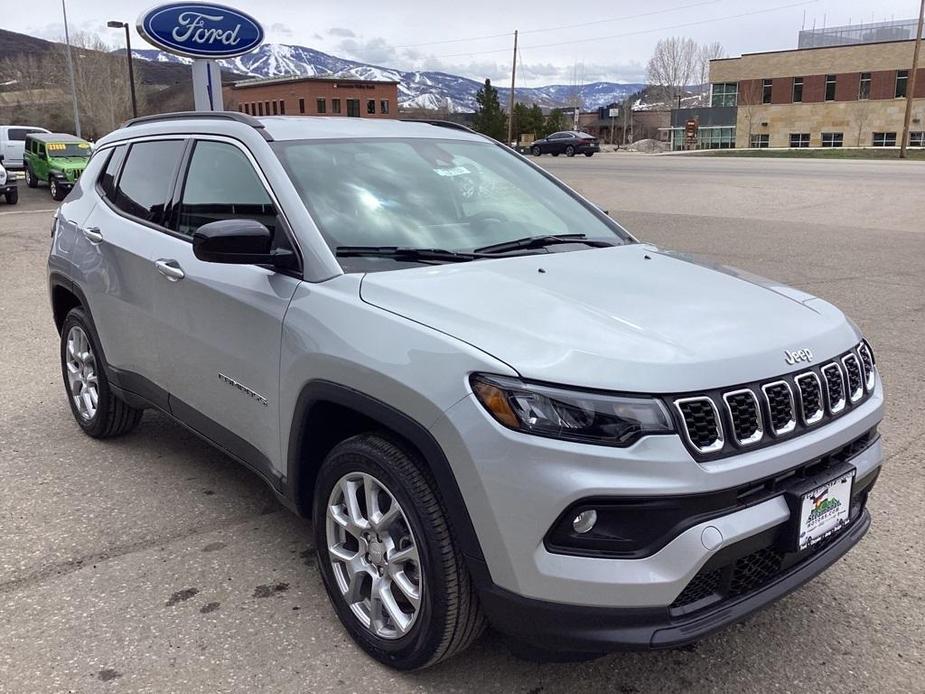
[669,28,924,149]
[223,76,400,120]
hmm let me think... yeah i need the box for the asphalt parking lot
[1,154,923,693]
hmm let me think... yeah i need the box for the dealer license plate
[797,471,855,551]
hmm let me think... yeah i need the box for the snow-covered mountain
[130,44,646,113]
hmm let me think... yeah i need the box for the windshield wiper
[335,246,483,263]
[473,233,617,255]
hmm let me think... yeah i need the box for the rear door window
[112,140,185,225]
[97,145,127,200]
[8,128,42,141]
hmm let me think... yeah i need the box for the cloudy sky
[8,0,920,85]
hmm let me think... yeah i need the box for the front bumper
[478,507,871,654]
[0,183,16,195]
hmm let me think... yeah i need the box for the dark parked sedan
[530,131,600,157]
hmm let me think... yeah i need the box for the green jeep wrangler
[24,133,92,201]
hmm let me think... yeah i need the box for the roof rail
[399,119,478,134]
[120,111,272,141]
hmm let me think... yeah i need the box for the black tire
[60,307,143,438]
[551,152,559,157]
[531,146,541,156]
[313,434,485,670]
[4,189,17,205]
[565,145,575,157]
[25,167,37,188]
[584,152,594,157]
[50,177,67,201]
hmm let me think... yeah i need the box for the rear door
[76,138,187,407]
[151,137,301,481]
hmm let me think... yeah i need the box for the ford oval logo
[137,2,263,59]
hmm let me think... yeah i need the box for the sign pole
[192,60,224,111]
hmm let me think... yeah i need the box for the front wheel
[60,308,143,438]
[531,146,541,156]
[565,145,575,157]
[50,178,67,201]
[314,434,485,670]
[584,152,594,157]
[4,189,17,204]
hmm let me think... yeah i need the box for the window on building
[347,99,360,117]
[821,132,843,148]
[750,133,769,148]
[792,77,804,103]
[825,74,837,101]
[872,132,897,147]
[257,102,264,116]
[299,98,305,114]
[895,70,908,98]
[317,98,326,114]
[238,104,244,113]
[272,100,278,115]
[859,72,871,100]
[367,99,376,114]
[789,132,810,148]
[112,140,185,225]
[175,140,281,240]
[710,82,737,107]
[380,99,390,114]
[910,131,925,147]
[279,100,286,115]
[698,126,736,149]
[332,98,342,114]
[762,79,773,104]
[264,102,270,116]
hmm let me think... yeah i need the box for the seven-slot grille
[671,342,876,458]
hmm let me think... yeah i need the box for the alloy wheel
[326,472,422,639]
[65,325,99,420]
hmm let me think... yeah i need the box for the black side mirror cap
[193,219,286,266]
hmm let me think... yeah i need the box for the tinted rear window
[113,140,184,224]
[8,128,43,141]
[98,146,127,201]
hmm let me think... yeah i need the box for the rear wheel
[313,434,485,670]
[25,167,37,188]
[584,152,594,157]
[60,308,143,438]
[531,146,541,156]
[4,189,17,204]
[565,145,575,157]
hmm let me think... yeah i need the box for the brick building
[224,76,400,119]
[669,35,925,149]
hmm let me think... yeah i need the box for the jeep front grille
[671,342,875,460]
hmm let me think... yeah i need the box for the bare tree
[698,42,725,102]
[646,37,699,107]
[737,79,763,146]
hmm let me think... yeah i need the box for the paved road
[1,156,923,693]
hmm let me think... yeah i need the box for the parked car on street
[48,113,883,670]
[0,124,50,170]
[24,132,92,201]
[531,131,600,157]
[0,157,18,205]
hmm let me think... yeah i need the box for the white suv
[48,112,884,670]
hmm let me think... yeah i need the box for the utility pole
[900,0,924,159]
[61,0,82,137]
[507,30,518,146]
[108,21,138,118]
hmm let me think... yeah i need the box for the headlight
[470,374,674,446]
[0,167,6,185]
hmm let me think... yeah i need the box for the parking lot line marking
[0,208,57,216]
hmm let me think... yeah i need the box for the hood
[359,245,860,393]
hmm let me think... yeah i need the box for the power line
[392,0,725,49]
[434,0,818,59]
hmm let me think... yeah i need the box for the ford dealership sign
[137,2,264,59]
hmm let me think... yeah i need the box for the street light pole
[899,0,924,159]
[108,21,138,118]
[61,0,81,137]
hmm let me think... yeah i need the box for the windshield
[272,138,629,261]
[46,142,91,157]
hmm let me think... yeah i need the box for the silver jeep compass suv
[48,112,884,670]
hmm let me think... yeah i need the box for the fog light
[572,509,597,534]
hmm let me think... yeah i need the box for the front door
[151,138,301,483]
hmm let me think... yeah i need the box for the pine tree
[472,79,508,142]
[544,108,567,135]
[528,104,546,138]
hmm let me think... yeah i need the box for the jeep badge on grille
[785,348,814,365]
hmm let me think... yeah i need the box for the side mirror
[193,219,289,266]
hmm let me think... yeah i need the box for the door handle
[81,226,103,244]
[155,259,185,282]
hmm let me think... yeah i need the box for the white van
[0,125,50,170]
